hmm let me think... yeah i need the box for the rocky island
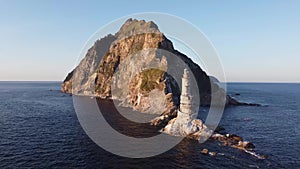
[62,19,245,123]
[62,19,263,158]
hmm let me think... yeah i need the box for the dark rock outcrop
[227,96,261,106]
[211,133,255,151]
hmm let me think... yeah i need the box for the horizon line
[0,80,299,84]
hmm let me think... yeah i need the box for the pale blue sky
[0,0,299,82]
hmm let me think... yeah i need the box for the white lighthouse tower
[163,68,208,137]
[180,68,192,115]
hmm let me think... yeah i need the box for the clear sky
[0,0,299,82]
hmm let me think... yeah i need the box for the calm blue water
[0,82,299,168]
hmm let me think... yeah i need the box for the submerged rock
[237,141,255,151]
[201,148,208,154]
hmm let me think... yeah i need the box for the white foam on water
[244,150,266,159]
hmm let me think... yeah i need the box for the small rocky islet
[62,18,264,158]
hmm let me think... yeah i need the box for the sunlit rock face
[162,69,212,139]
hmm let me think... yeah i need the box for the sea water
[0,82,299,168]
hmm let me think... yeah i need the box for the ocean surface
[0,82,299,168]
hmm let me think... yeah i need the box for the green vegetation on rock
[140,69,165,92]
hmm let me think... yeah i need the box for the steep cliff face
[61,34,116,94]
[62,19,229,125]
